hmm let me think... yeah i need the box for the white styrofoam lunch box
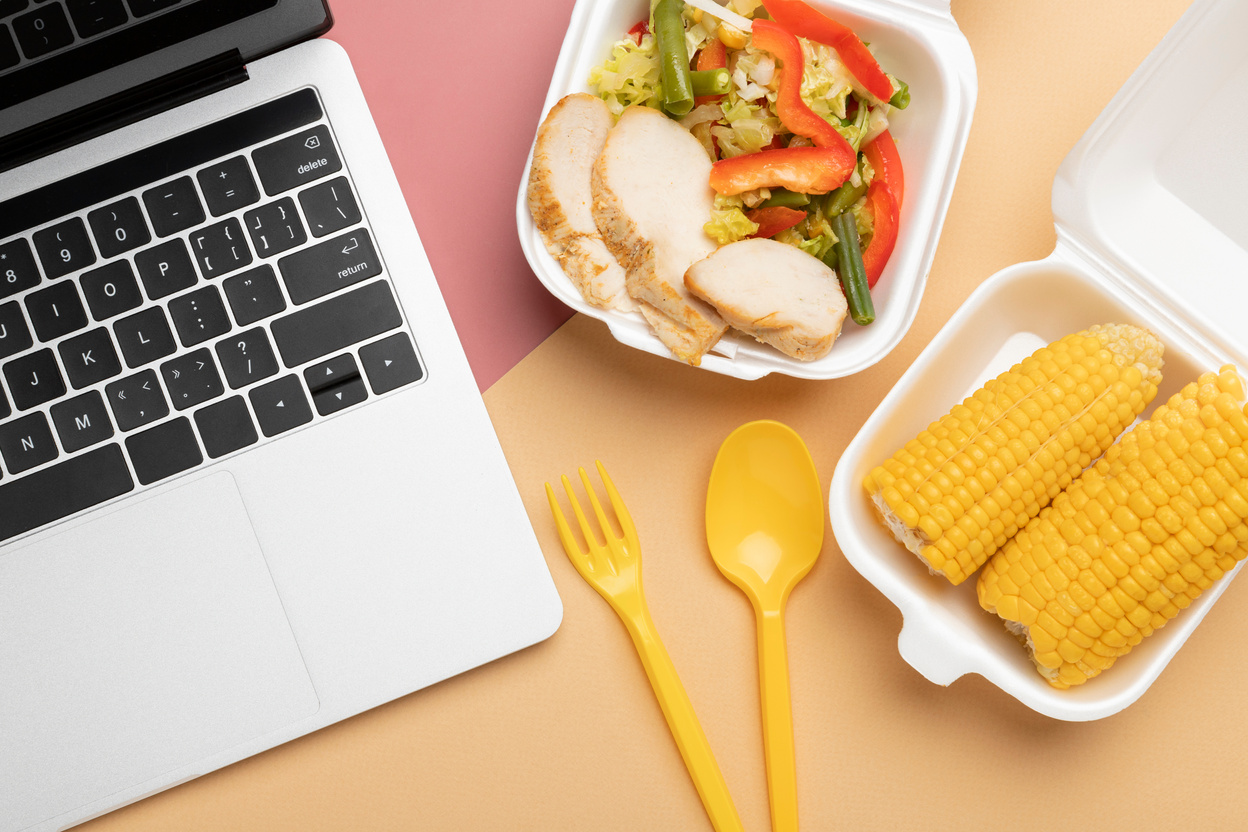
[517,0,977,380]
[830,0,1248,721]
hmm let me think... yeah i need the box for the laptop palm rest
[0,471,319,831]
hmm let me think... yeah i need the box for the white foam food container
[830,0,1248,721]
[517,0,977,380]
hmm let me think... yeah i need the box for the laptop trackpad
[0,471,319,830]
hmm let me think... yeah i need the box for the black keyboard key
[0,411,57,474]
[0,238,41,300]
[194,395,256,459]
[80,259,142,320]
[126,416,202,485]
[0,0,29,16]
[271,280,401,368]
[4,348,64,410]
[299,177,361,238]
[125,0,177,17]
[249,374,311,437]
[278,228,379,305]
[189,217,251,279]
[0,301,32,359]
[168,285,229,346]
[198,155,260,217]
[50,390,113,452]
[32,217,95,279]
[0,444,133,543]
[105,369,167,431]
[215,327,278,389]
[252,125,341,196]
[67,0,126,37]
[305,354,367,417]
[58,326,121,388]
[244,197,306,258]
[142,176,204,238]
[0,387,8,420]
[87,197,150,259]
[360,332,423,394]
[134,238,197,299]
[25,280,87,340]
[222,264,285,326]
[160,347,223,410]
[12,3,72,59]
[113,306,175,367]
[0,24,18,70]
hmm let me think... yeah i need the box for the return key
[278,228,381,305]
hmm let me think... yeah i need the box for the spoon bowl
[706,420,824,832]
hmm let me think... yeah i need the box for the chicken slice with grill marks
[591,105,726,365]
[527,93,632,310]
[685,238,848,362]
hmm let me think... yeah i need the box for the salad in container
[518,0,977,380]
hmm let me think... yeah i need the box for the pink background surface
[325,0,579,391]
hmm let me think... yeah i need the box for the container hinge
[0,49,249,175]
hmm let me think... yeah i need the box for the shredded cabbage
[704,194,758,244]
[588,34,662,117]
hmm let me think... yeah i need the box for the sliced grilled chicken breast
[685,238,848,361]
[527,93,632,310]
[592,105,726,365]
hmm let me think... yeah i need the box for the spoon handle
[622,604,745,832]
[757,608,799,832]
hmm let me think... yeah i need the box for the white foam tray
[516,0,977,379]
[830,0,1248,720]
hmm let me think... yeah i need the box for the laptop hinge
[0,49,249,175]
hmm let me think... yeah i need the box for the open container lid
[1052,0,1248,369]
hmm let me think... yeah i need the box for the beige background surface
[83,1,1246,830]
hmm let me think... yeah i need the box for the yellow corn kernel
[717,22,748,49]
[866,325,1163,585]
[978,365,1248,688]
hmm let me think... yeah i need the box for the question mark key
[214,327,279,389]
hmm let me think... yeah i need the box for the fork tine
[596,460,640,552]
[578,466,617,541]
[545,482,585,561]
[561,472,603,554]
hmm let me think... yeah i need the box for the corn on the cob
[864,324,1164,585]
[978,365,1248,688]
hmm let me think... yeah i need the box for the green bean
[654,0,694,116]
[821,175,868,218]
[761,189,811,209]
[827,212,875,326]
[689,68,731,97]
[889,79,910,110]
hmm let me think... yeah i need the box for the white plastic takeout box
[517,0,977,380]
[830,0,1248,721]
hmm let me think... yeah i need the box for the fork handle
[622,606,745,832]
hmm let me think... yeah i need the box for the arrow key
[304,353,367,416]
[105,369,169,431]
[248,374,312,437]
[360,332,423,394]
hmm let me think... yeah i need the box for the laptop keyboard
[1,0,181,69]
[0,88,425,543]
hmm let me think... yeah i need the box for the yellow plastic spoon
[705,420,824,832]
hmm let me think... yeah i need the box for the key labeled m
[74,414,91,431]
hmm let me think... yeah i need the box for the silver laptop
[0,2,562,829]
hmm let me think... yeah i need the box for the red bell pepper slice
[710,146,855,195]
[746,206,808,239]
[862,129,903,206]
[627,19,649,46]
[762,0,895,103]
[860,180,898,288]
[694,37,728,106]
[751,19,847,151]
[716,19,856,195]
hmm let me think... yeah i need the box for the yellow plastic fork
[546,462,745,832]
